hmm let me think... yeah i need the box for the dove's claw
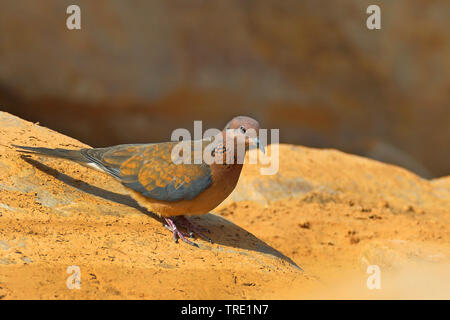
[164,217,199,247]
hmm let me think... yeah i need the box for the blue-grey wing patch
[117,142,213,202]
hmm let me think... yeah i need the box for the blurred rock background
[0,0,448,178]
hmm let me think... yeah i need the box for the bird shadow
[21,156,301,270]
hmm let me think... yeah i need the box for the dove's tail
[12,144,122,177]
[12,145,88,163]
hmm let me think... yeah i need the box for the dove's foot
[177,216,212,243]
[164,217,199,247]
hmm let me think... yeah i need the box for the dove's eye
[240,126,246,133]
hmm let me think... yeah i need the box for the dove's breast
[128,163,243,216]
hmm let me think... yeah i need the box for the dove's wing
[82,142,213,202]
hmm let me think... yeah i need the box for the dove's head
[224,116,265,154]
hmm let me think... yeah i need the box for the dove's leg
[177,216,212,243]
[164,217,198,247]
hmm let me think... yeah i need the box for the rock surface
[0,112,304,299]
[0,111,449,299]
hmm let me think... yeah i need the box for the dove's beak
[251,137,265,154]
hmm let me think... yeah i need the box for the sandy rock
[360,240,450,271]
[0,112,305,299]
[356,240,450,299]
[222,145,449,214]
[1,111,449,299]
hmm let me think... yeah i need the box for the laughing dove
[14,116,264,246]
